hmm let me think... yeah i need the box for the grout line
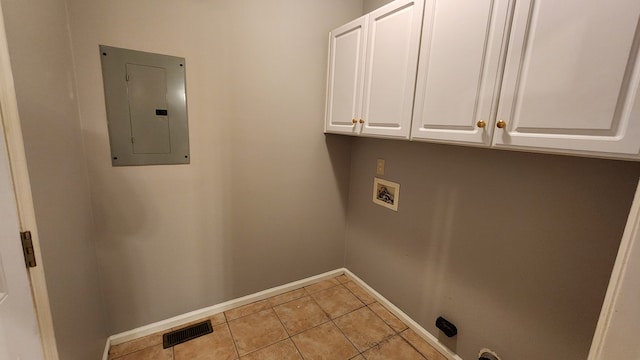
[269,301,306,359]
[308,294,331,322]
[334,278,410,356]
[271,310,293,331]
[365,302,408,335]
[270,288,310,309]
[365,303,400,338]
[290,339,305,360]
[303,279,341,295]
[224,299,272,322]
[111,345,157,360]
[231,308,290,357]
[397,332,429,360]
[272,300,294,337]
[344,269,459,360]
[329,316,362,357]
[365,303,392,333]
[316,277,365,356]
[110,270,450,360]
[225,316,242,358]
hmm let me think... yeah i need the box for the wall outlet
[376,159,385,175]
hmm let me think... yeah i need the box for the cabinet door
[411,0,510,146]
[325,17,368,135]
[360,0,424,139]
[493,0,640,157]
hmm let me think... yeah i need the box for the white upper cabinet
[328,0,640,160]
[411,0,640,158]
[360,0,424,138]
[325,0,424,139]
[325,17,367,135]
[493,0,640,157]
[412,0,510,146]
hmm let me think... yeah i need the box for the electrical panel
[99,45,189,166]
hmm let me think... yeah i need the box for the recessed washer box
[99,45,189,166]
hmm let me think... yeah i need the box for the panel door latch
[20,231,37,268]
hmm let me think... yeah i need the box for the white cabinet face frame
[325,17,368,136]
[360,0,424,139]
[493,0,640,156]
[411,0,511,146]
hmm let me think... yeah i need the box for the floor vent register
[162,320,213,348]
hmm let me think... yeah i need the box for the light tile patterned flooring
[108,274,448,360]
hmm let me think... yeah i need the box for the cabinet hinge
[20,231,37,268]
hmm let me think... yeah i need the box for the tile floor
[108,274,448,360]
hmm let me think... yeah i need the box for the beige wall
[363,0,393,13]
[0,0,108,358]
[344,137,640,360]
[8,1,636,359]
[65,0,359,333]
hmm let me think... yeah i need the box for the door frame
[588,178,640,359]
[0,3,59,360]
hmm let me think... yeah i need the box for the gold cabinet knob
[352,118,357,124]
[496,120,507,129]
[477,120,486,128]
[359,119,365,124]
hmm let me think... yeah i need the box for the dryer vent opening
[479,348,501,360]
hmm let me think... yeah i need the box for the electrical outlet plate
[376,159,385,175]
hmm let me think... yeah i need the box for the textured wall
[1,0,108,357]
[65,0,360,333]
[363,0,393,12]
[344,137,640,360]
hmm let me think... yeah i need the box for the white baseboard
[343,269,463,360]
[101,337,110,360]
[102,267,461,360]
[102,268,344,359]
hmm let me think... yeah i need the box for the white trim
[588,179,640,359]
[105,268,345,352]
[103,267,459,360]
[0,3,59,360]
[101,338,110,360]
[343,269,463,360]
